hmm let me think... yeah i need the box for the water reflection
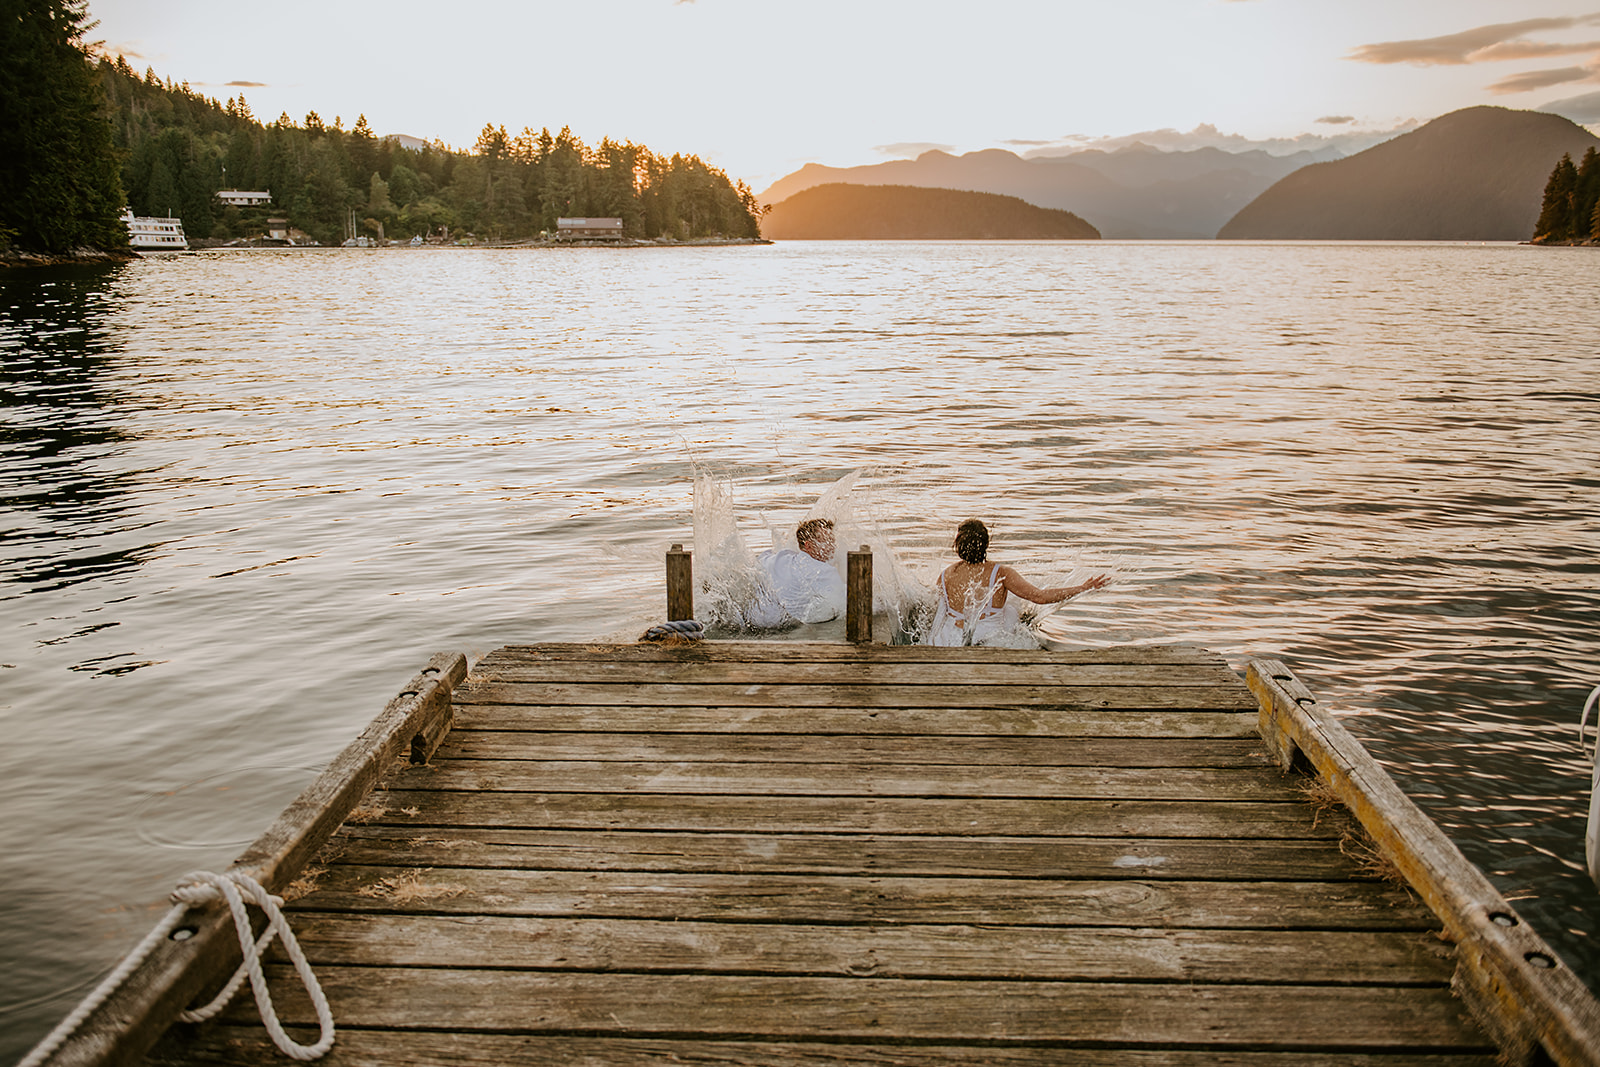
[0,265,146,594]
[2,244,1599,1063]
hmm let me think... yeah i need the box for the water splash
[686,469,1117,647]
[691,469,931,640]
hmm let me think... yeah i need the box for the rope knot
[19,869,333,1066]
[170,870,284,909]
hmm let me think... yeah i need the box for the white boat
[122,208,188,251]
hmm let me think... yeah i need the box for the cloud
[874,142,955,158]
[1349,15,1600,98]
[1471,39,1600,61]
[1489,64,1597,94]
[1348,16,1600,66]
[225,80,268,88]
[1316,115,1356,125]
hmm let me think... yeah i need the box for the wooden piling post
[846,545,872,644]
[666,544,694,622]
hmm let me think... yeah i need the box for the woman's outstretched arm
[999,567,1109,605]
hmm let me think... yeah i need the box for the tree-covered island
[1531,147,1600,244]
[2,0,763,260]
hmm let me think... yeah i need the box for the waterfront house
[556,217,625,240]
[216,189,273,207]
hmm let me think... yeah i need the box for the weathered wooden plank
[1249,660,1600,1067]
[456,680,1255,710]
[218,969,1491,1050]
[437,732,1276,767]
[365,789,1335,838]
[290,867,1437,929]
[148,1025,1504,1067]
[451,704,1261,738]
[33,652,469,1067]
[325,827,1377,882]
[277,912,1460,985]
[466,660,1249,688]
[482,641,1227,666]
[387,759,1303,801]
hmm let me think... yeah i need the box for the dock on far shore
[30,635,1600,1065]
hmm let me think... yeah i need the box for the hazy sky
[87,0,1600,189]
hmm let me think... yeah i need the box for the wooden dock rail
[31,642,1600,1065]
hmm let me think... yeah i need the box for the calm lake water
[3,241,1598,1060]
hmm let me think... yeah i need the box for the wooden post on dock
[846,545,872,644]
[666,544,693,622]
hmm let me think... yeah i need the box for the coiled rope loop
[642,618,705,642]
[18,869,334,1067]
[172,870,334,1058]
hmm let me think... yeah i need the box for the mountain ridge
[758,143,1337,239]
[761,184,1099,240]
[1217,106,1600,240]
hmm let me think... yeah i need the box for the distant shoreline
[1526,237,1599,247]
[193,236,774,251]
[0,247,138,269]
[0,238,773,266]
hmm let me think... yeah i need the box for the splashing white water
[691,470,935,640]
[685,469,1125,646]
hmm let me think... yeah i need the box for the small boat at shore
[122,208,188,251]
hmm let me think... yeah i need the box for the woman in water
[924,519,1108,647]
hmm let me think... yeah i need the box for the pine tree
[1574,147,1600,243]
[0,0,129,253]
[1533,153,1578,242]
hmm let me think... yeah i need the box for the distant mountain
[1538,89,1600,126]
[757,144,1338,239]
[382,133,429,151]
[761,184,1098,240]
[1218,106,1600,240]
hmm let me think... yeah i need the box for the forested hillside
[100,56,762,246]
[762,184,1099,240]
[0,0,128,256]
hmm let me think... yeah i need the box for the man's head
[796,518,835,562]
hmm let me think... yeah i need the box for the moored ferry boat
[121,208,188,251]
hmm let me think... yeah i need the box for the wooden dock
[30,638,1600,1065]
[109,639,1517,1066]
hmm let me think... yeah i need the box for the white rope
[17,870,334,1067]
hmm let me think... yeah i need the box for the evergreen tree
[72,48,762,247]
[540,127,588,229]
[1533,153,1577,242]
[0,0,128,253]
[1574,147,1600,242]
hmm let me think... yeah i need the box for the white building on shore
[216,189,272,207]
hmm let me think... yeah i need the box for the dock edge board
[1247,658,1600,1067]
[30,651,469,1067]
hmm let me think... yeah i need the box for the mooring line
[19,869,334,1066]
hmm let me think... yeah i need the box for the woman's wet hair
[954,519,989,563]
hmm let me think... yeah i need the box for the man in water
[748,518,847,627]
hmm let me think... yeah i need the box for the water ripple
[1,243,1598,1061]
